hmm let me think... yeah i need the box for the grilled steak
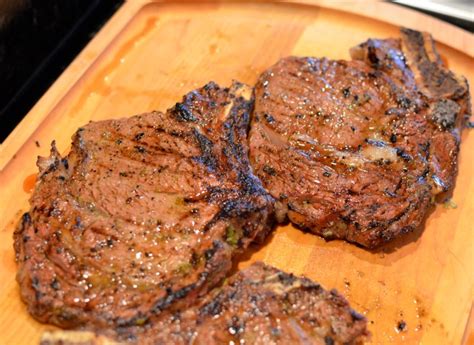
[14,81,274,330]
[41,262,369,344]
[249,28,470,248]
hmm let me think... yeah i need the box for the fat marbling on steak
[249,28,470,248]
[41,262,369,344]
[14,81,274,330]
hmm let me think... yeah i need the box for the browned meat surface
[41,262,369,344]
[14,81,274,330]
[249,28,470,248]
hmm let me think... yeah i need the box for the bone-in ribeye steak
[14,81,275,330]
[15,27,468,343]
[41,262,369,345]
[249,28,470,248]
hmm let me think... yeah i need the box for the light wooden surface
[0,1,473,344]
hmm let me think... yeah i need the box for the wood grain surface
[0,1,473,344]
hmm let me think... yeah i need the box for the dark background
[0,0,123,142]
[0,0,471,143]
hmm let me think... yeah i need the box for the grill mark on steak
[41,262,369,345]
[249,28,470,248]
[192,128,218,171]
[14,81,274,330]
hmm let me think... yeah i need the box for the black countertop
[0,0,123,142]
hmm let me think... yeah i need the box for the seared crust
[14,82,274,330]
[352,28,470,198]
[249,28,470,248]
[41,262,369,345]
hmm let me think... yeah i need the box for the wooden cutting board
[0,1,472,344]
